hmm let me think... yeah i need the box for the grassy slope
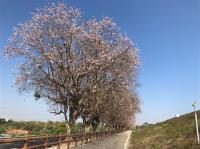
[130,110,200,149]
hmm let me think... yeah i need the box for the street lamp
[193,101,200,144]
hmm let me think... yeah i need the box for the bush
[0,127,6,134]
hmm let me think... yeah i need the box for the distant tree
[0,127,6,134]
[0,118,6,124]
[7,119,14,124]
[143,122,151,126]
[4,3,139,134]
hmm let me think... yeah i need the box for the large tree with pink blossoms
[4,3,140,134]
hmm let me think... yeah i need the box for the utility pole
[193,101,200,144]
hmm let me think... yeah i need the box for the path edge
[124,130,132,149]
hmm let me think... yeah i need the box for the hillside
[130,110,200,149]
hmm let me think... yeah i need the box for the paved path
[73,130,132,149]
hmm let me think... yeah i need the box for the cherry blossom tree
[4,2,140,134]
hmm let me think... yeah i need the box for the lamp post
[193,101,200,144]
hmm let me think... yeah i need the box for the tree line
[0,119,84,135]
[4,2,140,134]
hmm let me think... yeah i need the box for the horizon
[0,109,196,126]
[0,0,200,125]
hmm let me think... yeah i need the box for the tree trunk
[107,126,110,131]
[82,116,90,133]
[63,112,72,135]
[91,122,98,133]
[66,123,72,135]
[85,125,90,133]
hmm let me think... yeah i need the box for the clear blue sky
[0,0,200,125]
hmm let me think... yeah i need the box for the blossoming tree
[4,3,140,134]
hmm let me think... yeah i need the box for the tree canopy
[4,2,140,134]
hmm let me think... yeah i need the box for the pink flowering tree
[4,3,140,134]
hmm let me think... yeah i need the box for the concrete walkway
[73,130,132,149]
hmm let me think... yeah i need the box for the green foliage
[0,118,109,137]
[0,119,83,136]
[130,111,200,149]
[96,124,106,132]
[71,122,84,134]
[0,127,6,134]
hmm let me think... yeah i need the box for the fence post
[86,133,88,143]
[67,140,70,149]
[44,134,48,149]
[57,134,62,149]
[23,132,29,149]
[81,135,83,145]
[75,136,78,147]
[90,133,92,141]
[90,133,92,142]
[66,135,71,149]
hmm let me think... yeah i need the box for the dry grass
[130,110,200,149]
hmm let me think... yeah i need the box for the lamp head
[193,101,197,107]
